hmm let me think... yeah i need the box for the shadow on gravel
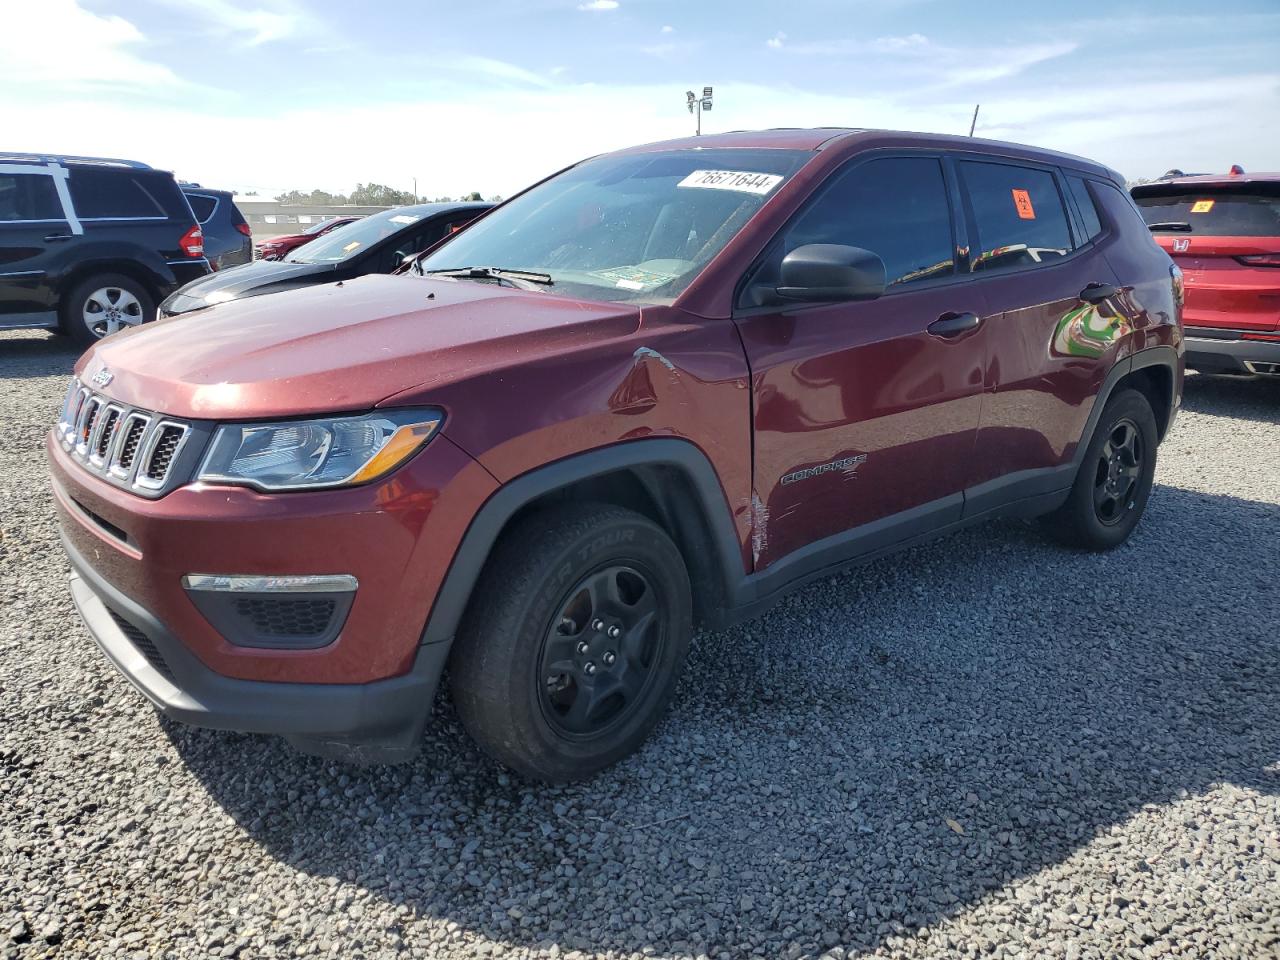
[168,483,1280,958]
[0,334,81,379]
[1182,371,1280,424]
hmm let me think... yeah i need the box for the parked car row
[46,129,1189,782]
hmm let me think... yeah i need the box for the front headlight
[197,410,442,491]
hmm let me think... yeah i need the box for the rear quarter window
[1067,176,1103,242]
[185,193,218,223]
[69,169,166,219]
[960,161,1074,274]
[1132,185,1280,237]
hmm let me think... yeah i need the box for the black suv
[181,185,252,272]
[0,154,210,345]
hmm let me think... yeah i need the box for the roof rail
[0,152,152,169]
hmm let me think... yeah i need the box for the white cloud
[156,0,305,45]
[0,0,182,93]
[444,55,554,87]
[578,0,619,9]
[661,24,675,33]
[874,33,929,51]
[767,32,787,49]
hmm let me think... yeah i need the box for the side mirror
[776,244,886,303]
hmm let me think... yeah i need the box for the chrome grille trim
[55,379,197,496]
[135,421,191,490]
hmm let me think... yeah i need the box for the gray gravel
[2,329,1278,960]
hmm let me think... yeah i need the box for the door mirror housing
[776,244,886,303]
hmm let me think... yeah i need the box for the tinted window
[186,194,218,223]
[68,169,164,219]
[961,161,1073,273]
[1132,186,1280,237]
[778,157,955,289]
[1068,176,1103,241]
[0,173,63,221]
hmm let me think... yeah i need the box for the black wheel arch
[53,254,177,317]
[419,439,746,648]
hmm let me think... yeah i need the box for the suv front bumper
[1185,326,1280,375]
[66,533,448,760]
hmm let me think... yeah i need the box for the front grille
[232,596,338,639]
[106,608,175,682]
[56,379,193,496]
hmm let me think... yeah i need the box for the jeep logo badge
[91,368,113,388]
[1173,238,1190,253]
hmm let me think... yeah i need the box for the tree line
[271,184,498,206]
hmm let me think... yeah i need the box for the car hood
[79,274,643,420]
[164,260,336,313]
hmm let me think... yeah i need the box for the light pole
[686,86,713,135]
[412,177,418,202]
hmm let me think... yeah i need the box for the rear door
[733,154,986,569]
[0,163,80,327]
[1132,183,1280,332]
[956,158,1122,499]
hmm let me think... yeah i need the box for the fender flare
[1069,344,1179,472]
[418,438,745,647]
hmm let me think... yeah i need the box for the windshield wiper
[421,265,553,291]
[1147,221,1192,232]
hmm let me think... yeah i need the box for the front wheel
[450,503,692,782]
[1042,388,1158,550]
[60,273,155,347]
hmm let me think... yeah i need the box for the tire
[450,502,692,782]
[60,273,155,347]
[1042,388,1158,550]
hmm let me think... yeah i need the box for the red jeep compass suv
[1132,169,1280,375]
[48,130,1183,782]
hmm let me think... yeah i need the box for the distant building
[233,198,393,239]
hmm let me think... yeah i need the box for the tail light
[1235,254,1280,267]
[178,224,204,258]
[235,222,252,237]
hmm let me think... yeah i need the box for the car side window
[743,157,955,305]
[960,161,1074,274]
[0,173,63,222]
[186,194,218,223]
[1067,176,1103,242]
[68,169,165,219]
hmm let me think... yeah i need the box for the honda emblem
[1173,238,1190,253]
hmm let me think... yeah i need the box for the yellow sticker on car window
[1190,199,1215,214]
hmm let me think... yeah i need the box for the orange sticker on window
[1012,189,1036,220]
[1190,199,1215,214]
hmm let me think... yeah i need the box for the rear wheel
[1043,388,1158,550]
[60,273,154,347]
[450,503,692,782]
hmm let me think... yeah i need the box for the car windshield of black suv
[1134,184,1280,236]
[416,149,811,304]
[288,209,418,263]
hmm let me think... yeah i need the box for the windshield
[1134,185,1280,237]
[302,217,344,236]
[291,209,419,262]
[417,149,811,303]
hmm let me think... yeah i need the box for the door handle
[927,311,982,338]
[1079,282,1119,303]
[43,234,75,242]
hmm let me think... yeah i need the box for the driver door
[733,155,987,570]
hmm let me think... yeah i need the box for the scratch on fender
[750,492,770,567]
[632,346,678,374]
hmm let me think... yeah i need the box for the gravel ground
[2,329,1278,960]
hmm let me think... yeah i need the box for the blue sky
[2,0,1277,197]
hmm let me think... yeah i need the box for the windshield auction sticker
[678,170,784,195]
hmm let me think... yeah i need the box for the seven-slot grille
[57,379,192,494]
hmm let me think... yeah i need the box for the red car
[255,216,361,261]
[1132,168,1280,375]
[49,129,1181,781]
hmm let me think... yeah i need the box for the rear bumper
[65,531,449,760]
[1184,327,1280,374]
